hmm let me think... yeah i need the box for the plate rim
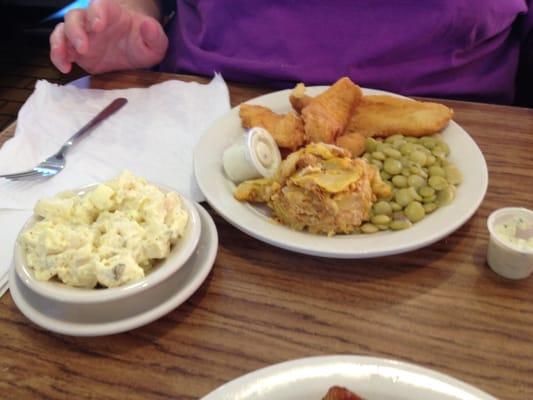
[194,86,488,258]
[200,354,498,400]
[9,204,218,336]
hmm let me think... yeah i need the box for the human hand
[50,0,168,74]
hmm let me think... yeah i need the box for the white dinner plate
[9,204,218,336]
[194,87,488,258]
[201,355,497,400]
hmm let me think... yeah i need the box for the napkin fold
[0,75,231,288]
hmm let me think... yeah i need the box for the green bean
[392,175,408,188]
[390,220,412,230]
[425,154,437,166]
[382,143,393,151]
[390,201,402,211]
[384,147,402,159]
[372,151,386,161]
[400,156,410,167]
[418,185,435,198]
[365,138,378,153]
[429,166,445,177]
[401,168,411,177]
[361,223,379,234]
[371,159,383,169]
[435,140,450,155]
[423,203,438,213]
[392,211,406,220]
[422,194,437,203]
[371,215,391,225]
[400,143,415,155]
[377,224,390,230]
[444,165,463,185]
[384,158,403,175]
[405,137,418,143]
[395,188,412,207]
[373,201,393,216]
[409,150,427,166]
[432,147,447,159]
[407,186,423,202]
[381,171,391,181]
[420,137,437,149]
[409,165,428,179]
[385,134,404,143]
[428,176,448,191]
[407,175,426,189]
[392,139,407,149]
[437,186,455,206]
[405,201,426,223]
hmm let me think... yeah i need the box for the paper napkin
[0,75,231,291]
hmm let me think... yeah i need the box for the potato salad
[21,171,189,288]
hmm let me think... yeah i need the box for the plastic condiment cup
[486,207,533,280]
[222,127,281,183]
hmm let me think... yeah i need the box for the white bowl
[486,207,533,280]
[14,184,202,303]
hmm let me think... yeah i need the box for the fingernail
[74,38,83,51]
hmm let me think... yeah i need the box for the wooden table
[1,71,532,400]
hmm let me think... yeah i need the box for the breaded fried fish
[301,77,363,144]
[239,104,305,150]
[344,95,453,138]
[289,82,312,113]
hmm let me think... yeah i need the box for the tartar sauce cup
[486,207,533,280]
[222,127,281,183]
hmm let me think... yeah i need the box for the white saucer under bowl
[9,204,218,337]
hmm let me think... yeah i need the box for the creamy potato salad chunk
[21,171,189,288]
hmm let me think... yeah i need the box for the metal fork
[0,97,128,181]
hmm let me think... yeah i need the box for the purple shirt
[161,1,531,104]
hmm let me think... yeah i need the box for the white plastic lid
[245,127,281,178]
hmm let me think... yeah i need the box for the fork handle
[60,97,128,155]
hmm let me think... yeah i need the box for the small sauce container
[486,207,533,279]
[222,127,281,183]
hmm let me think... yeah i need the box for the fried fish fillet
[239,104,305,150]
[344,95,453,138]
[335,132,367,157]
[289,82,312,113]
[301,77,363,144]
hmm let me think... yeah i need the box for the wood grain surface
[0,71,532,400]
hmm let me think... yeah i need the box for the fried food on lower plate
[322,386,364,400]
[301,77,363,144]
[234,143,390,236]
[239,104,305,150]
[344,95,453,138]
